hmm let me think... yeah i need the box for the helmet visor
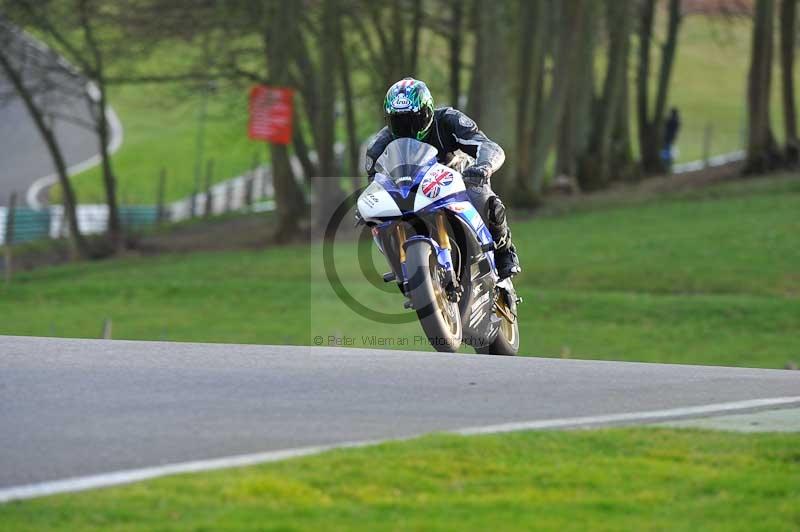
[387,107,432,139]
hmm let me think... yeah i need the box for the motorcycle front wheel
[405,240,462,353]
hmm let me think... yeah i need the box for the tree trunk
[410,0,423,75]
[652,0,683,143]
[465,0,483,123]
[316,0,345,233]
[294,31,323,155]
[637,0,683,175]
[637,0,656,172]
[93,85,123,251]
[558,1,597,181]
[512,0,549,204]
[779,0,798,165]
[578,0,633,190]
[465,0,516,194]
[292,110,317,183]
[744,0,782,174]
[78,0,122,253]
[527,0,586,197]
[610,36,637,183]
[338,39,361,187]
[318,0,338,179]
[0,44,91,259]
[269,145,304,242]
[448,0,463,106]
[264,0,306,242]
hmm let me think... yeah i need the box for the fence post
[204,159,215,218]
[703,124,713,168]
[254,166,262,200]
[245,175,254,210]
[226,179,234,213]
[190,175,198,219]
[156,167,167,225]
[120,190,130,231]
[247,152,259,208]
[3,192,17,286]
[101,317,112,340]
[258,166,267,200]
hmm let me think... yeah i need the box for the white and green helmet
[384,78,435,141]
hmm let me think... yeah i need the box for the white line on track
[1,395,799,504]
[454,396,800,435]
[25,100,123,209]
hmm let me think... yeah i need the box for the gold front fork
[397,213,449,262]
[435,211,450,250]
[396,223,407,262]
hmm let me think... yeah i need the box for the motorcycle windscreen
[374,138,439,183]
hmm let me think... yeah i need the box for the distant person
[662,107,681,168]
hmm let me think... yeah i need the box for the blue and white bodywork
[356,138,519,353]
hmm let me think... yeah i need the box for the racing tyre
[405,240,462,352]
[475,294,519,356]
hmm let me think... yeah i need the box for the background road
[0,27,107,208]
[1,335,799,489]
[0,80,97,208]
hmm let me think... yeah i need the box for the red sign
[248,85,294,144]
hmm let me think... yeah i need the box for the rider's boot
[495,236,521,280]
[484,196,521,279]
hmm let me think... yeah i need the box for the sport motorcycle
[356,138,521,354]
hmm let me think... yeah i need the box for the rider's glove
[462,164,492,187]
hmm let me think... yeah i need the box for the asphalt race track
[0,27,113,208]
[2,335,799,496]
[0,78,97,207]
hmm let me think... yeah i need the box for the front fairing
[357,160,469,223]
[357,180,403,223]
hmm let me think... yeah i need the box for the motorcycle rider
[366,77,521,279]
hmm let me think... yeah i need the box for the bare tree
[465,0,516,192]
[338,36,360,183]
[314,0,346,232]
[448,0,464,107]
[115,0,314,241]
[779,0,798,165]
[262,0,307,242]
[637,0,683,175]
[6,0,126,251]
[744,0,782,174]
[610,32,637,183]
[346,0,425,94]
[511,0,549,204]
[525,0,587,198]
[578,0,634,190]
[558,1,598,185]
[0,17,91,258]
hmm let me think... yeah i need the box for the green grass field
[1,428,798,531]
[670,15,798,164]
[3,172,799,368]
[7,13,799,527]
[62,79,260,206]
[65,14,799,205]
[3,173,798,528]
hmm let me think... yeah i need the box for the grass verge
[0,428,798,531]
[2,172,798,368]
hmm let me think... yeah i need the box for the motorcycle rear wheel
[405,241,462,352]
[474,295,519,356]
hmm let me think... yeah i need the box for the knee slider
[484,196,507,227]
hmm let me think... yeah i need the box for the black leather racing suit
[366,107,514,258]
